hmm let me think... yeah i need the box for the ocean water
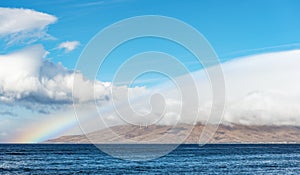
[0,144,300,174]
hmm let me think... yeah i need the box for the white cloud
[0,45,146,114]
[58,41,80,52]
[172,49,300,126]
[0,7,57,44]
[220,50,300,125]
[1,43,300,127]
[2,47,300,143]
[91,49,300,127]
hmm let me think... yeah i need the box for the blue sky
[2,0,300,79]
[1,0,300,142]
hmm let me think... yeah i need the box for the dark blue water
[0,144,300,174]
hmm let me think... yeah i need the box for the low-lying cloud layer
[221,50,300,125]
[163,49,300,126]
[89,49,300,127]
[74,50,300,130]
[1,44,300,126]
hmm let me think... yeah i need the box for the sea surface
[0,144,300,174]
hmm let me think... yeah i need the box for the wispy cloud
[76,1,105,7]
[75,0,133,7]
[0,7,57,45]
[220,43,300,60]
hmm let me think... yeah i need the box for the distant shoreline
[1,143,300,145]
[44,124,300,144]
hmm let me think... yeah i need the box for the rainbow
[13,110,82,143]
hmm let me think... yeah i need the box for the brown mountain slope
[46,124,300,144]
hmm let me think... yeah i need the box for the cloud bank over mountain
[1,45,300,127]
[1,44,300,127]
[221,50,300,125]
[96,50,300,125]
[175,49,300,126]
[90,49,300,127]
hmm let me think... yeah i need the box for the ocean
[0,144,299,174]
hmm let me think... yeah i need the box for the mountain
[45,124,300,144]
